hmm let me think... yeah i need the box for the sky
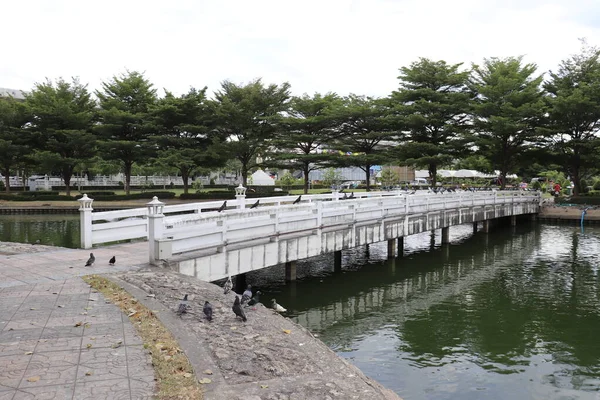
[2,0,600,99]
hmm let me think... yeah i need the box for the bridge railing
[148,190,539,262]
[77,189,540,250]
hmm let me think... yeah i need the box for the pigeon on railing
[250,199,260,209]
[217,201,227,212]
[349,192,355,199]
[293,195,302,205]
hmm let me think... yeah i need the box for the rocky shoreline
[113,269,401,400]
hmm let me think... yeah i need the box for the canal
[244,222,600,400]
[2,214,599,399]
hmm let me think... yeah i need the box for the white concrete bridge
[78,187,540,282]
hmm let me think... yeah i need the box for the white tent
[250,169,275,186]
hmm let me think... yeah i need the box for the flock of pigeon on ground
[176,277,287,323]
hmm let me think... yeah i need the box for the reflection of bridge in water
[291,227,540,344]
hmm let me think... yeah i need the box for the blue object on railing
[581,207,590,232]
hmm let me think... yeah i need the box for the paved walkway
[0,242,155,399]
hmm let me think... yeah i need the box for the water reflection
[0,214,80,248]
[244,223,600,399]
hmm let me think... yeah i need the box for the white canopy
[251,169,275,186]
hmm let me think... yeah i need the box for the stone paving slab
[0,242,156,399]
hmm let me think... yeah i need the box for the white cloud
[2,0,600,98]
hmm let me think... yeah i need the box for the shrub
[18,191,60,196]
[74,191,176,201]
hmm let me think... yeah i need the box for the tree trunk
[63,167,73,196]
[303,163,310,194]
[499,170,507,190]
[572,167,581,196]
[241,164,248,187]
[365,164,371,192]
[3,168,10,192]
[182,169,190,194]
[124,162,132,195]
[429,164,438,187]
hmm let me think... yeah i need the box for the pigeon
[223,276,233,294]
[32,239,41,245]
[203,301,213,322]
[177,294,188,316]
[241,285,253,305]
[271,298,287,313]
[349,192,355,199]
[84,253,95,267]
[109,256,116,266]
[250,199,260,209]
[247,291,262,306]
[217,201,227,212]
[292,195,301,205]
[232,296,247,322]
[342,193,348,200]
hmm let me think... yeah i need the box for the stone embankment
[538,205,600,222]
[0,240,65,255]
[114,269,401,400]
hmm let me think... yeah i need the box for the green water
[0,214,80,248]
[245,223,600,400]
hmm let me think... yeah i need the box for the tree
[214,79,291,186]
[330,95,395,191]
[272,93,342,194]
[0,98,28,192]
[25,78,97,195]
[321,167,343,189]
[469,57,546,189]
[379,167,400,189]
[391,58,473,187]
[544,42,600,195]
[95,71,157,194]
[151,88,224,194]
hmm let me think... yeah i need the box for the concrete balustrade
[78,189,541,282]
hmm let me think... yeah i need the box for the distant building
[0,87,26,101]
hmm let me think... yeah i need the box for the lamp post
[147,196,165,265]
[235,184,247,209]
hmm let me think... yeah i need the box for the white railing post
[78,194,94,249]
[332,189,340,201]
[147,196,165,265]
[235,184,247,209]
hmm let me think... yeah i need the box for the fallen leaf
[84,323,91,328]
[57,305,64,308]
[260,384,269,389]
[25,351,33,355]
[230,327,237,330]
[155,343,165,350]
[84,307,92,310]
[163,355,172,361]
[86,344,92,349]
[85,371,93,376]
[30,308,36,310]
[147,294,156,298]
[203,369,213,375]
[74,322,82,327]
[183,373,192,378]
[128,311,136,317]
[282,329,291,334]
[199,378,212,384]
[26,376,40,382]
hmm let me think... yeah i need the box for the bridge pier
[510,215,517,226]
[285,261,297,282]
[397,237,404,257]
[483,220,490,233]
[473,222,478,234]
[441,227,450,245]
[387,239,396,259]
[235,273,247,293]
[334,251,342,272]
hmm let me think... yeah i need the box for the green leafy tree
[544,42,600,195]
[272,93,341,194]
[25,78,97,195]
[321,167,343,189]
[214,79,291,186]
[379,167,400,189]
[277,171,297,190]
[0,98,29,192]
[330,95,395,191]
[469,57,546,189]
[151,87,224,194]
[391,58,473,187]
[95,71,157,194]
